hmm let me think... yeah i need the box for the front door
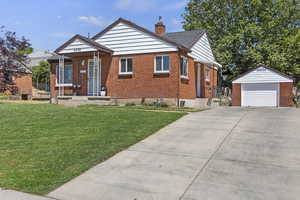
[88,59,101,96]
[196,63,201,98]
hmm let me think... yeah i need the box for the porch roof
[55,34,113,55]
[47,55,72,63]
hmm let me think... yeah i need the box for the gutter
[195,59,222,70]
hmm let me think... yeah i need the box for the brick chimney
[155,16,166,35]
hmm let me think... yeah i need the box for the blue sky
[1,0,188,51]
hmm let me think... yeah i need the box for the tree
[182,0,300,83]
[0,26,31,93]
[32,61,50,91]
[17,47,33,61]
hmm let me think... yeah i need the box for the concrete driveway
[48,107,300,200]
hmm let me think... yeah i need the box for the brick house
[0,62,32,100]
[48,18,221,106]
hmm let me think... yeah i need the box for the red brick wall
[49,51,219,100]
[280,82,293,107]
[50,61,73,96]
[232,83,241,106]
[50,63,57,97]
[0,73,32,96]
[179,55,196,99]
[14,73,32,95]
[199,64,218,98]
[106,52,180,98]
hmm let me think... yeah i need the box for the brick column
[232,83,241,106]
[280,82,293,107]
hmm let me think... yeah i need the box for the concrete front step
[57,96,114,106]
[183,98,220,108]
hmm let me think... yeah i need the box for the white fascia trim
[233,80,293,84]
[56,83,73,87]
[213,61,222,68]
[195,59,222,70]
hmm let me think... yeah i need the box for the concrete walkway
[0,188,53,200]
[47,107,300,200]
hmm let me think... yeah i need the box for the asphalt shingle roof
[162,30,204,49]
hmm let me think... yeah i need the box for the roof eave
[195,59,222,69]
[92,18,187,51]
[232,66,294,83]
[188,31,206,49]
[54,34,113,55]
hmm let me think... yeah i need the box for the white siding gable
[95,22,178,55]
[188,33,215,63]
[233,67,293,83]
[59,39,97,54]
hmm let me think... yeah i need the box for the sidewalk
[0,188,54,200]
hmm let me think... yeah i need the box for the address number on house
[74,48,82,52]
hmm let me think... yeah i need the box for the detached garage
[232,66,293,107]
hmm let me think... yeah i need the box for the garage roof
[232,66,293,84]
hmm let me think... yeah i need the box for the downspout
[212,68,215,98]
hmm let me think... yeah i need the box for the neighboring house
[28,50,54,68]
[48,18,221,105]
[0,62,32,100]
[232,66,293,107]
[28,50,54,91]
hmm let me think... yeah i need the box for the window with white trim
[155,55,170,73]
[120,57,133,74]
[205,68,210,81]
[56,64,72,85]
[180,57,188,78]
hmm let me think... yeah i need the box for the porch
[48,34,114,98]
[48,50,112,99]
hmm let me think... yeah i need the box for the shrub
[159,102,169,107]
[125,102,136,106]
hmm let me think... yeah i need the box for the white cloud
[115,0,156,12]
[15,21,22,25]
[49,32,74,38]
[172,18,182,26]
[78,16,109,27]
[162,0,188,11]
[169,18,184,32]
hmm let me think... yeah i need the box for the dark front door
[74,59,87,96]
[196,63,201,98]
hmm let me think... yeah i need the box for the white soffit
[59,39,97,54]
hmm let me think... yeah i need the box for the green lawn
[121,105,204,112]
[0,103,185,194]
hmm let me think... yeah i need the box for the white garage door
[241,83,279,107]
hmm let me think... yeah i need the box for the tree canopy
[0,26,31,93]
[182,0,300,82]
[32,61,50,90]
